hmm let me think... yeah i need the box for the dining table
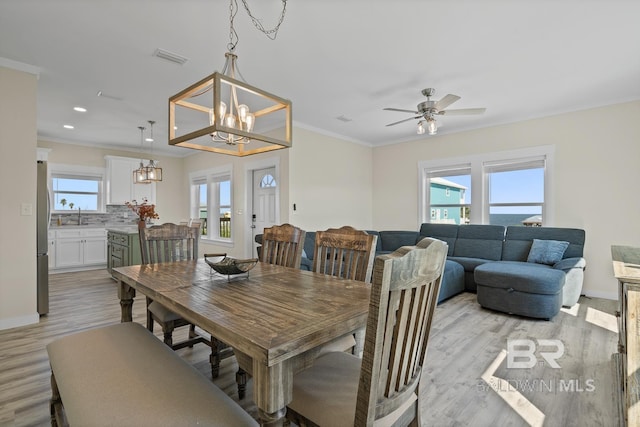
[112,259,371,426]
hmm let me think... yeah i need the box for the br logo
[507,339,564,369]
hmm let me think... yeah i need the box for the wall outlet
[123,212,128,218]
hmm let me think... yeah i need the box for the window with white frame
[419,146,553,226]
[50,166,105,212]
[190,166,233,242]
[425,165,471,225]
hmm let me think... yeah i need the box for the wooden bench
[46,322,258,427]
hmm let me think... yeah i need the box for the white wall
[0,66,39,329]
[372,100,640,299]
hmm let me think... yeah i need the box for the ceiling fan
[384,88,486,135]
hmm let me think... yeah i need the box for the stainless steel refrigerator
[37,160,49,315]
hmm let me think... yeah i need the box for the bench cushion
[474,261,565,295]
[47,322,257,427]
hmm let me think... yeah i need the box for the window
[260,174,276,188]
[425,165,471,225]
[419,146,553,226]
[50,166,105,212]
[190,166,233,242]
[486,159,544,227]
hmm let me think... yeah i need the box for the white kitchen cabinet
[105,156,155,205]
[54,228,107,269]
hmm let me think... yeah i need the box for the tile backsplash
[51,205,140,227]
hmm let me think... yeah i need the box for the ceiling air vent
[153,48,188,65]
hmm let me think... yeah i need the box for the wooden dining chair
[311,226,378,356]
[286,237,448,427]
[140,222,222,378]
[235,223,307,399]
[312,225,377,283]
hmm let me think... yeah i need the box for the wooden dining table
[112,259,371,426]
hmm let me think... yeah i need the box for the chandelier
[133,122,163,184]
[169,0,291,157]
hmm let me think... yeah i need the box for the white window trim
[189,164,233,245]
[49,163,106,213]
[418,145,555,227]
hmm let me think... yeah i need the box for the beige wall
[38,140,187,224]
[0,66,39,329]
[372,100,640,299]
[288,127,374,231]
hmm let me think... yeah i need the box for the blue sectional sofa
[256,224,586,319]
[420,224,586,319]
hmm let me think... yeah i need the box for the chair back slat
[139,223,200,265]
[312,226,377,282]
[260,224,306,269]
[355,237,447,426]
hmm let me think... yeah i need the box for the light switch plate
[21,203,33,216]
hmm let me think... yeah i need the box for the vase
[137,219,146,230]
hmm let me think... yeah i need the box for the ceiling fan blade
[438,108,486,116]
[434,94,461,110]
[383,107,419,114]
[385,116,421,127]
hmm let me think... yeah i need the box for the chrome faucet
[78,207,81,225]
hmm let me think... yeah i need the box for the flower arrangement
[125,198,159,222]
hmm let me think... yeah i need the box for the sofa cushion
[303,231,316,261]
[526,239,570,265]
[474,261,566,295]
[378,231,420,252]
[453,225,505,260]
[437,259,465,302]
[502,226,585,261]
[419,223,458,256]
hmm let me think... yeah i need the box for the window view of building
[420,147,551,226]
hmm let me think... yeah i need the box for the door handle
[250,225,256,229]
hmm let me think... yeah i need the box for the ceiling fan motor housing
[417,101,437,115]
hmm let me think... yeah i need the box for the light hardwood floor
[0,269,620,426]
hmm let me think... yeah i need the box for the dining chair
[139,222,223,378]
[312,226,378,356]
[286,237,448,427]
[235,223,307,399]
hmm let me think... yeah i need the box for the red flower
[125,198,159,221]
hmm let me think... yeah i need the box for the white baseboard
[0,313,39,331]
[583,290,618,301]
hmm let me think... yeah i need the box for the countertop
[49,224,140,234]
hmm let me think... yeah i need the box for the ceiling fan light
[417,121,426,135]
[427,118,438,135]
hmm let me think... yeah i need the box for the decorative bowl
[204,253,258,278]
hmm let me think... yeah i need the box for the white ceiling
[1,0,639,157]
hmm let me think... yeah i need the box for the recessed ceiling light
[73,106,87,112]
[63,124,74,129]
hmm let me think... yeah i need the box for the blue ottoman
[474,261,566,320]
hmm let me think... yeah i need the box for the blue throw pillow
[527,239,570,265]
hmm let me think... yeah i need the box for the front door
[252,167,277,257]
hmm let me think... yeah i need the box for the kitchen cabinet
[54,228,107,269]
[107,228,141,276]
[105,156,155,205]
